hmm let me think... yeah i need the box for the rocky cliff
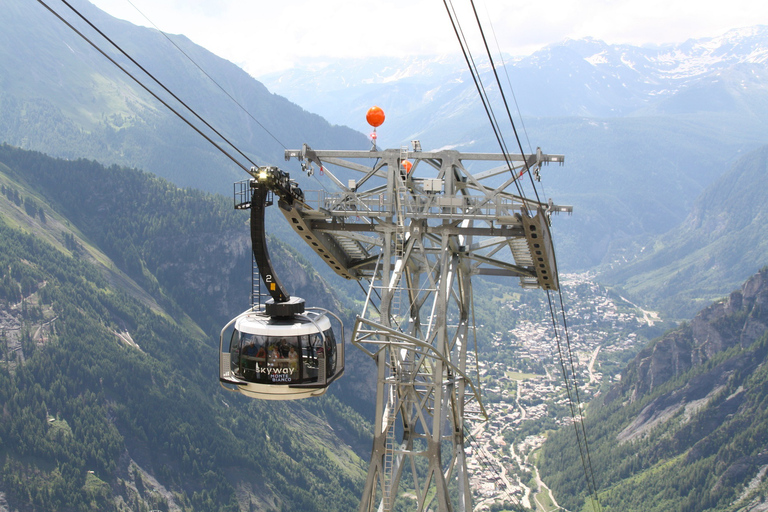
[614,267,768,402]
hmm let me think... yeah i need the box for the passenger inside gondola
[323,328,337,378]
[288,346,299,373]
[229,327,338,386]
[267,344,280,367]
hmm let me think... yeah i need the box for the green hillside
[0,145,370,511]
[1,0,368,196]
[539,268,768,512]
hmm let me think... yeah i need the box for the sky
[88,0,768,76]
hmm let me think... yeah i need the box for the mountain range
[601,144,768,317]
[1,0,367,197]
[262,26,768,281]
[260,25,768,129]
[2,0,768,510]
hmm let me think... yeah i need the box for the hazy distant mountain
[0,0,368,196]
[600,144,768,318]
[261,26,768,128]
[261,27,768,272]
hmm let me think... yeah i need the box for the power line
[37,0,252,174]
[119,0,288,151]
[441,0,528,202]
[56,0,261,171]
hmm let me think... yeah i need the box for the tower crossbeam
[280,145,568,512]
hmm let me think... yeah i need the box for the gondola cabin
[219,308,344,400]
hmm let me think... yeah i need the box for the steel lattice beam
[281,145,567,512]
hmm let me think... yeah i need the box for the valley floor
[465,273,657,511]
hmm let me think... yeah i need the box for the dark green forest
[0,145,370,511]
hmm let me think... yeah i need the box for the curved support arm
[251,183,290,303]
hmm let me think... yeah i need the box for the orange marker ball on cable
[366,106,385,128]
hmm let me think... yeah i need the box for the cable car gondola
[219,305,343,400]
[219,167,344,400]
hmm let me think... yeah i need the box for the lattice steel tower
[280,143,568,512]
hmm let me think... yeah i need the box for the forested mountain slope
[0,145,370,512]
[1,0,368,196]
[600,144,768,318]
[539,268,768,512]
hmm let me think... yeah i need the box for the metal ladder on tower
[381,147,413,510]
[251,253,269,310]
[390,146,409,324]
[383,363,399,512]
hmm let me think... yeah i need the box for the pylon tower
[283,144,568,511]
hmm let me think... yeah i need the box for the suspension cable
[37,0,251,173]
[57,0,261,170]
[556,285,602,511]
[445,1,601,508]
[467,0,542,206]
[482,3,534,155]
[441,0,527,202]
[119,0,288,151]
[545,289,601,511]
